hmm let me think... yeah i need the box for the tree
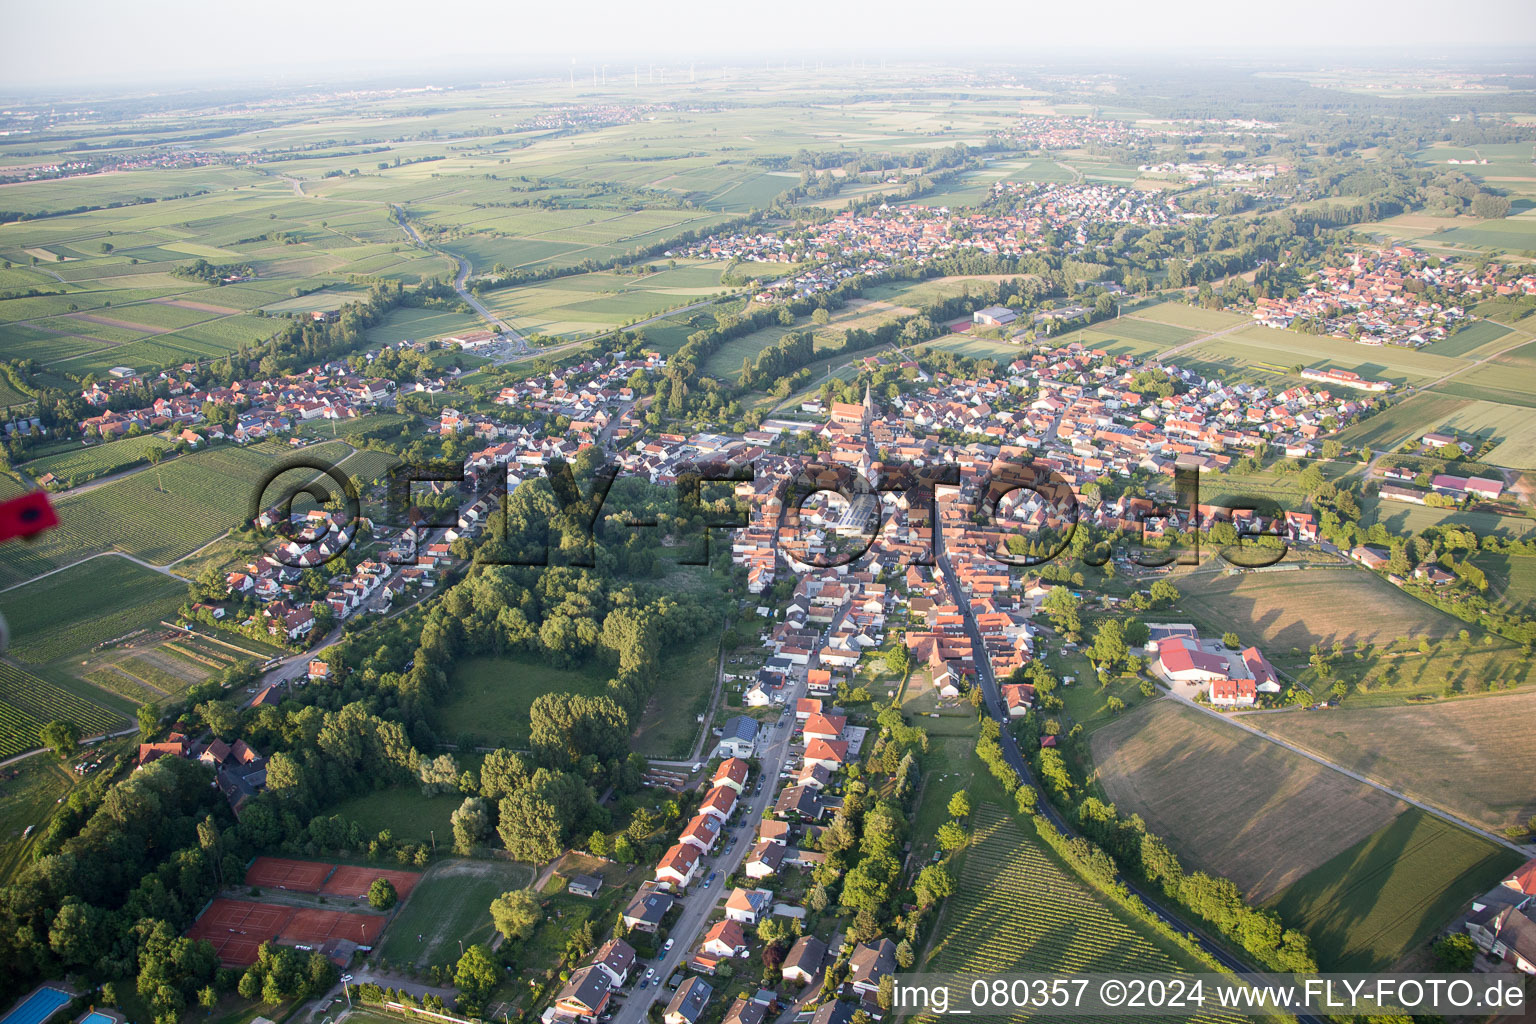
[936,821,969,852]
[1148,580,1180,607]
[1088,618,1128,672]
[1432,933,1477,970]
[946,791,971,819]
[137,702,158,736]
[368,878,398,910]
[1222,631,1240,649]
[455,944,498,1005]
[451,797,492,855]
[1106,696,1126,714]
[498,789,565,862]
[418,753,460,796]
[895,938,915,969]
[914,864,954,907]
[39,719,79,759]
[490,889,541,942]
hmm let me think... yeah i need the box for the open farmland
[1090,700,1407,901]
[1474,551,1536,616]
[1172,565,1466,658]
[0,661,125,759]
[21,433,187,488]
[1431,337,1536,410]
[0,180,456,372]
[479,260,739,337]
[1178,325,1470,387]
[1255,691,1536,833]
[1360,493,1536,539]
[0,440,352,588]
[1129,301,1250,332]
[1331,394,1472,450]
[0,555,185,664]
[923,802,1246,1024]
[1270,810,1523,970]
[1428,399,1536,468]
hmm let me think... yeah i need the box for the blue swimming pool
[0,989,70,1024]
[79,1013,115,1024]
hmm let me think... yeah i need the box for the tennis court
[321,865,423,899]
[186,898,295,966]
[1,988,70,1024]
[280,906,388,948]
[244,856,335,893]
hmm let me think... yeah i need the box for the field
[923,802,1246,1024]
[1090,700,1406,902]
[376,859,534,969]
[1269,810,1523,970]
[328,787,462,847]
[1178,325,1470,387]
[1330,393,1472,450]
[628,641,719,759]
[1359,493,1536,539]
[0,661,126,759]
[21,433,186,487]
[1474,551,1536,616]
[479,260,735,337]
[1129,301,1250,332]
[0,439,352,589]
[0,756,77,883]
[1431,337,1536,410]
[0,178,458,373]
[1255,690,1536,833]
[437,654,612,749]
[362,307,488,347]
[1431,319,1512,357]
[0,555,186,664]
[1172,565,1466,660]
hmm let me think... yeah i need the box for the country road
[388,204,527,349]
[0,549,184,594]
[932,520,1329,1024]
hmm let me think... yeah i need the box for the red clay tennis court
[280,907,387,948]
[320,865,422,899]
[244,856,335,893]
[186,899,296,966]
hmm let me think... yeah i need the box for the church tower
[861,382,875,429]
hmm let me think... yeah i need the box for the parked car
[662,938,674,953]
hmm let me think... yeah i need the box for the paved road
[389,204,527,349]
[613,679,806,1024]
[931,521,1327,1024]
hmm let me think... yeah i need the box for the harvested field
[1090,700,1406,902]
[244,856,332,893]
[1255,690,1536,833]
[153,298,242,315]
[1172,565,1465,658]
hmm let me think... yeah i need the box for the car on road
[645,967,656,980]
[705,871,717,887]
[662,939,674,953]
[639,978,649,989]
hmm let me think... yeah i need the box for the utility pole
[430,829,436,853]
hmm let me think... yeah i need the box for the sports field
[1256,690,1536,834]
[376,859,533,969]
[1090,700,1407,902]
[186,897,387,966]
[1269,810,1523,971]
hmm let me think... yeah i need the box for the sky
[2,0,1534,90]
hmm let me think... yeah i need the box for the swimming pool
[0,988,70,1024]
[79,1013,115,1024]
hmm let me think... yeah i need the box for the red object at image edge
[0,491,59,542]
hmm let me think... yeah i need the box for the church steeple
[861,382,874,427]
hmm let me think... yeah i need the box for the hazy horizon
[3,0,1535,92]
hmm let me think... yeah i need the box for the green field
[924,803,1244,1024]
[1182,325,1469,387]
[361,307,488,347]
[1360,494,1536,539]
[1473,551,1536,616]
[1131,301,1250,332]
[22,433,184,487]
[0,661,126,759]
[0,555,187,664]
[1431,337,1536,411]
[436,654,612,749]
[628,641,718,759]
[1431,319,1513,357]
[1269,809,1523,970]
[377,859,535,968]
[0,756,79,883]
[330,786,463,847]
[1330,394,1472,450]
[0,440,353,589]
